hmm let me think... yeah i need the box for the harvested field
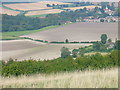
[64,6,101,10]
[1,68,118,88]
[1,39,91,61]
[25,9,64,16]
[21,22,118,42]
[0,7,20,16]
[4,1,71,11]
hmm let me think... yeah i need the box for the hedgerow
[1,50,119,77]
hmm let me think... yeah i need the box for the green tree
[60,47,71,58]
[47,4,51,7]
[72,49,79,58]
[65,39,69,43]
[100,19,104,22]
[101,34,108,44]
[114,40,120,50]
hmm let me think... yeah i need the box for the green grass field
[1,25,59,40]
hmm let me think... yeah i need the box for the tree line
[2,4,118,32]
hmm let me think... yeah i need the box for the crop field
[25,9,64,16]
[3,1,71,11]
[1,25,59,40]
[1,22,118,61]
[0,7,20,16]
[21,22,118,42]
[1,39,91,61]
[1,68,118,88]
[64,6,102,10]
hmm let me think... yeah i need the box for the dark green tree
[100,19,104,22]
[46,4,51,7]
[65,39,69,43]
[101,34,108,44]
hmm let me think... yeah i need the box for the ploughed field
[21,22,118,42]
[1,40,90,61]
[1,22,118,61]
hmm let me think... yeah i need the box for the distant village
[69,6,119,23]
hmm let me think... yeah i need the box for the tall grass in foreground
[1,68,118,88]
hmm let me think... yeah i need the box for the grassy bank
[1,25,59,40]
[1,22,74,40]
[1,68,118,88]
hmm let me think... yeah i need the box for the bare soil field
[21,22,118,42]
[25,9,64,16]
[64,6,101,10]
[1,40,91,61]
[4,1,71,11]
[1,68,118,88]
[0,7,20,16]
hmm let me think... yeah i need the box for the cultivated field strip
[0,7,20,16]
[25,9,64,16]
[3,1,71,11]
[1,68,118,88]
